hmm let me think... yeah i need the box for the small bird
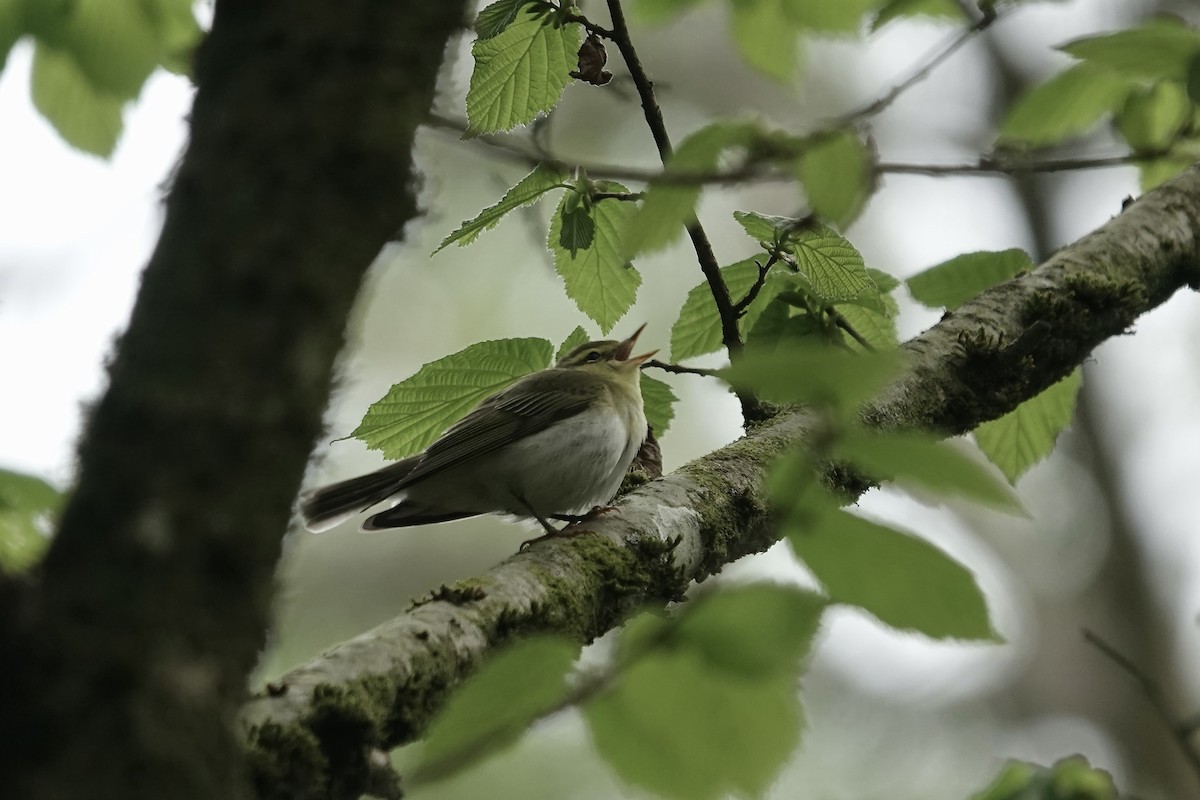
[300,324,657,540]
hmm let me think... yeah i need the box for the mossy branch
[242,167,1200,800]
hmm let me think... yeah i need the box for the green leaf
[788,225,883,310]
[721,343,901,411]
[730,0,799,83]
[1189,53,1200,105]
[872,0,963,30]
[624,121,761,256]
[555,325,590,361]
[998,63,1134,147]
[414,636,579,784]
[670,258,785,359]
[0,0,23,71]
[549,189,641,333]
[745,299,822,352]
[1116,81,1192,151]
[906,248,1033,310]
[781,0,882,33]
[139,0,202,76]
[352,337,553,458]
[434,164,568,253]
[51,0,161,98]
[1060,22,1200,83]
[831,299,897,351]
[668,584,827,677]
[475,0,538,40]
[835,430,1021,512]
[556,203,595,255]
[971,756,1118,800]
[587,652,802,800]
[0,468,60,573]
[31,42,125,157]
[733,209,802,244]
[1137,152,1198,191]
[974,368,1082,483]
[785,505,996,640]
[465,9,582,136]
[795,130,872,227]
[640,373,677,436]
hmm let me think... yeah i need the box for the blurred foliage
[0,467,60,572]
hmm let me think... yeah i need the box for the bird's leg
[516,495,563,551]
[517,497,610,551]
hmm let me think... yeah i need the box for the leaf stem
[825,307,875,352]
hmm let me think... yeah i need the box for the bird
[299,324,657,541]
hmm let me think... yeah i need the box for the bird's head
[555,324,657,385]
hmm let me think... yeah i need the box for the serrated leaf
[781,0,882,33]
[974,368,1082,483]
[31,42,125,156]
[670,258,785,360]
[733,209,803,244]
[639,373,676,436]
[549,189,640,333]
[730,0,798,83]
[721,343,901,411]
[475,0,538,40]
[796,131,872,227]
[624,121,761,256]
[786,505,996,640]
[998,63,1134,147]
[557,204,595,255]
[835,430,1021,512]
[352,338,553,459]
[555,325,590,361]
[789,225,883,310]
[465,9,582,136]
[1060,22,1200,83]
[906,248,1033,310]
[872,0,963,30]
[865,266,900,293]
[586,651,802,800]
[1116,81,1192,151]
[435,164,568,253]
[414,636,579,784]
[0,468,60,573]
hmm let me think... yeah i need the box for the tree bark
[242,166,1200,799]
[0,2,469,799]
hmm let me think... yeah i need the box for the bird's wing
[396,369,601,488]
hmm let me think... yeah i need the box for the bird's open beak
[614,323,658,366]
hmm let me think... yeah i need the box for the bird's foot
[552,505,619,525]
[519,507,617,551]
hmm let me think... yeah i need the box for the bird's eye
[585,350,602,363]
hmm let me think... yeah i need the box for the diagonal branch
[242,166,1200,800]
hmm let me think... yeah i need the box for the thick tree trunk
[0,2,469,798]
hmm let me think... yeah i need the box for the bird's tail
[299,457,420,533]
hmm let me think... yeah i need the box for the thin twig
[424,117,1155,184]
[825,307,875,352]
[837,4,1000,126]
[1083,628,1200,790]
[603,0,759,420]
[563,12,614,39]
[645,359,721,377]
[732,254,778,316]
[592,190,642,201]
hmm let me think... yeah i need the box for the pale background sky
[2,2,1199,797]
